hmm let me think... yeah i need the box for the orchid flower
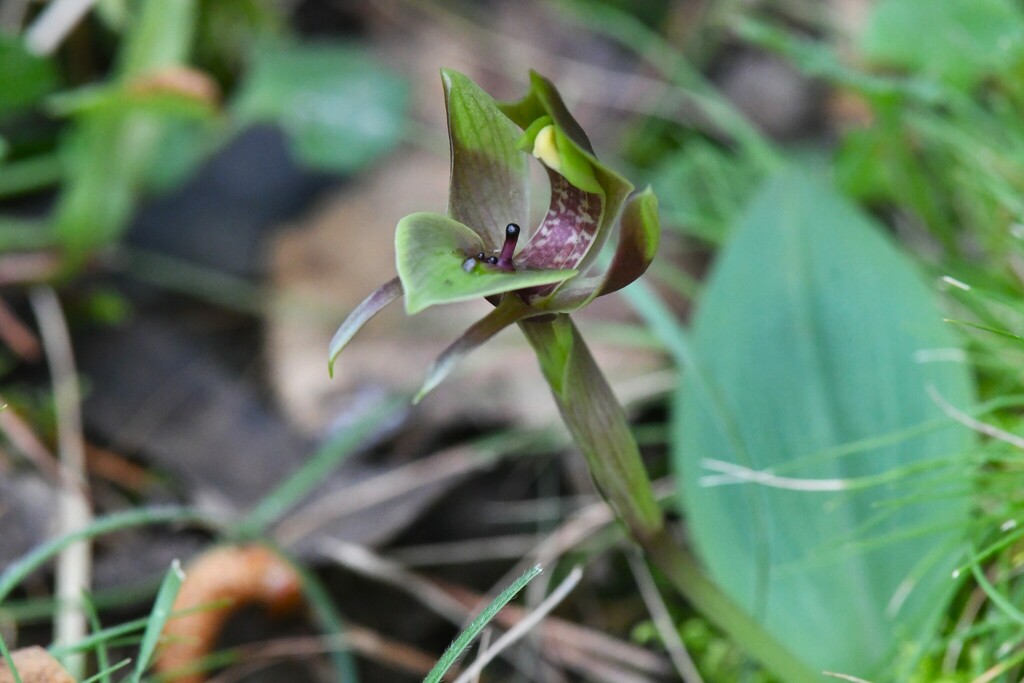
[329,69,663,538]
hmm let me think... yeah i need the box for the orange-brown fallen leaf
[155,545,304,683]
[0,646,74,683]
[126,66,221,106]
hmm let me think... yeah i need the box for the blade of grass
[423,564,542,683]
[967,549,1024,627]
[0,631,24,683]
[128,560,186,683]
[48,617,152,659]
[287,554,360,682]
[0,506,212,605]
[0,154,63,199]
[944,318,1024,344]
[80,658,132,683]
[451,566,582,683]
[81,591,111,683]
[48,599,232,658]
[236,396,405,536]
[2,579,161,623]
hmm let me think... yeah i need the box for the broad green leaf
[442,68,529,250]
[0,35,58,116]
[674,169,975,678]
[234,43,408,173]
[861,0,1024,89]
[395,212,575,314]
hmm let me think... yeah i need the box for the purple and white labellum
[517,171,602,272]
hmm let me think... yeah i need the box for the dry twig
[31,286,91,678]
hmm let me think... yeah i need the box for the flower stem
[519,314,663,540]
[521,313,820,683]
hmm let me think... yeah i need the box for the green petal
[599,187,660,294]
[544,188,661,312]
[395,212,576,314]
[501,71,595,155]
[442,69,530,250]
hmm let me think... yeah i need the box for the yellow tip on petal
[531,124,561,172]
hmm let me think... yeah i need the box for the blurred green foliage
[0,0,409,265]
[862,0,1024,89]
[233,43,408,173]
[0,35,57,115]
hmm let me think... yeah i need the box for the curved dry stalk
[30,286,91,679]
[625,550,703,683]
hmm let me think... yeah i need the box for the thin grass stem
[423,564,543,683]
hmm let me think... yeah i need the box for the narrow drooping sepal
[520,314,664,539]
[545,188,661,312]
[328,276,403,376]
[415,295,535,403]
[442,69,530,250]
[395,212,577,314]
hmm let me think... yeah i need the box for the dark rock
[126,126,335,279]
[0,474,57,567]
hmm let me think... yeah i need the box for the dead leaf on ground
[0,647,74,683]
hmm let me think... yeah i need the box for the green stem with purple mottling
[519,313,663,540]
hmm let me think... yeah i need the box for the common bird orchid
[329,69,663,537]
